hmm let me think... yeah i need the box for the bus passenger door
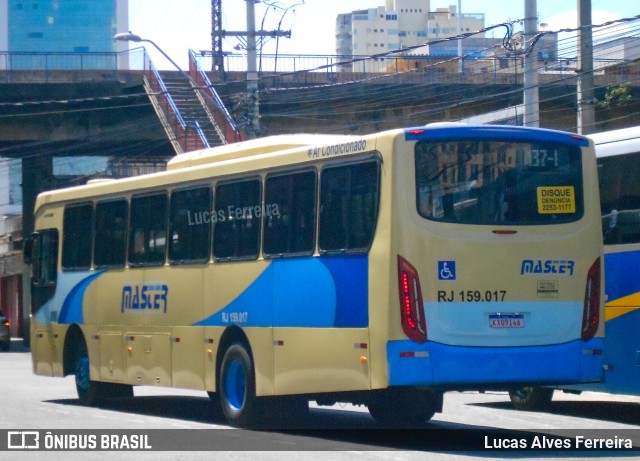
[27,230,59,376]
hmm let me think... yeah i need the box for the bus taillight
[397,255,427,344]
[582,257,601,341]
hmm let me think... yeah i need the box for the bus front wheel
[509,387,554,411]
[74,341,132,405]
[219,343,260,427]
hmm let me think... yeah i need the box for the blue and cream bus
[26,124,604,427]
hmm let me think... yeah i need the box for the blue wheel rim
[225,359,246,411]
[76,356,90,393]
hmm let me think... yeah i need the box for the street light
[114,32,185,75]
[114,32,210,151]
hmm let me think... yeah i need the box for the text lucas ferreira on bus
[186,203,281,225]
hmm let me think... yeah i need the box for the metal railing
[1,49,635,88]
[0,49,145,83]
[188,49,243,143]
[193,51,636,88]
[143,50,209,154]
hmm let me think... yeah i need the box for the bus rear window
[415,139,584,225]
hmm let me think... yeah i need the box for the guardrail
[1,49,636,88]
[193,51,636,88]
[0,49,145,83]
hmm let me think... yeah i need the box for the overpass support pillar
[20,153,53,348]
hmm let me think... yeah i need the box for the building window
[27,32,43,39]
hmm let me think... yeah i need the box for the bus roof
[34,131,380,210]
[166,133,362,171]
[589,126,640,159]
[589,126,640,146]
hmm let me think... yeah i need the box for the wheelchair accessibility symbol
[438,261,456,280]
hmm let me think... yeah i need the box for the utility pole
[577,0,595,134]
[211,0,224,74]
[523,0,539,127]
[457,0,463,74]
[216,0,290,138]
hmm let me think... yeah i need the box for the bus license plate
[489,314,524,328]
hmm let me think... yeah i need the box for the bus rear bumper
[386,338,604,387]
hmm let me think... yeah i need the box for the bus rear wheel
[509,387,554,411]
[219,343,260,427]
[368,388,440,425]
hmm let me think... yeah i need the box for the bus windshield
[415,139,584,225]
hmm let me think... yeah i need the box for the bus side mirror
[23,232,38,265]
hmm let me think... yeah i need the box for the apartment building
[336,0,485,58]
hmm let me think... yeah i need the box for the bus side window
[128,193,168,266]
[94,199,127,268]
[600,152,640,245]
[319,161,380,253]
[62,203,93,270]
[213,178,261,260]
[32,230,59,286]
[30,229,59,313]
[263,170,316,257]
[169,186,212,264]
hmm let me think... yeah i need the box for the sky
[127,0,639,69]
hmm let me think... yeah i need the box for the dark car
[0,312,10,351]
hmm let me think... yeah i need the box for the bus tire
[74,342,102,406]
[74,340,133,405]
[219,343,259,427]
[509,387,554,411]
[368,388,439,425]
